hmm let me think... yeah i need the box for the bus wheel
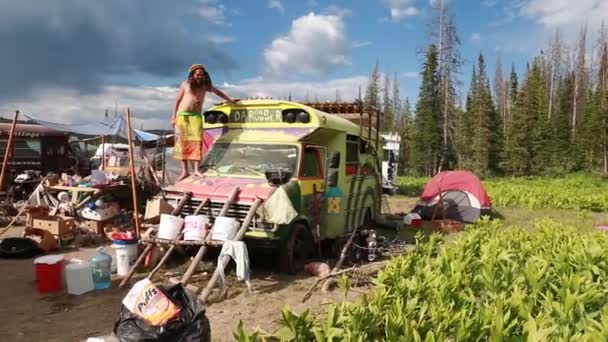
[280,223,314,275]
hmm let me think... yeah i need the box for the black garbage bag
[114,283,211,342]
[0,237,43,258]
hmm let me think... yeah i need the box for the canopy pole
[125,108,141,238]
[0,110,19,192]
[100,135,106,170]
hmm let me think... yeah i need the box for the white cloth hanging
[217,240,252,293]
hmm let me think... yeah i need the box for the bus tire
[279,222,314,275]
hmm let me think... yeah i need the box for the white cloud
[268,0,285,14]
[383,0,420,22]
[0,76,373,130]
[353,41,372,48]
[263,13,350,76]
[198,0,227,25]
[470,32,482,43]
[322,5,353,18]
[223,75,369,102]
[0,85,177,130]
[481,0,498,6]
[517,0,608,34]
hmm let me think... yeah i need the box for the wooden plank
[180,187,240,285]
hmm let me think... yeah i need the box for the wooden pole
[100,136,106,170]
[0,110,19,192]
[125,108,141,238]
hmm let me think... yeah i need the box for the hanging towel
[217,241,252,293]
[256,187,298,224]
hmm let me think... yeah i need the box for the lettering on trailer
[8,161,41,166]
[230,108,282,123]
[0,131,41,138]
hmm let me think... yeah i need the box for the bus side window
[346,135,359,176]
[301,147,322,178]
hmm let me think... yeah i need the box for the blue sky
[0,0,606,129]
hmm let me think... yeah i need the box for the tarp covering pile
[23,114,159,142]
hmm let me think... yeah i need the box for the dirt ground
[0,245,360,341]
[0,196,414,342]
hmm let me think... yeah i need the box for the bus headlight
[282,109,309,123]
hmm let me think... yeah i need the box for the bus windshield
[202,143,298,177]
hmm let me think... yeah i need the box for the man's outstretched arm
[210,86,237,103]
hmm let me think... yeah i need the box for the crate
[32,216,76,236]
[144,198,175,223]
[81,217,114,235]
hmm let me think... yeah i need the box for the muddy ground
[0,196,416,342]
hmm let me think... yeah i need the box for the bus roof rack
[300,100,383,149]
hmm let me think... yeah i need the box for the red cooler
[34,255,64,293]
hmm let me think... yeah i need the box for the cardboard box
[144,198,175,223]
[32,216,76,236]
[81,218,113,235]
[105,166,131,177]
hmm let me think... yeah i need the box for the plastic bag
[114,284,211,342]
[122,278,180,326]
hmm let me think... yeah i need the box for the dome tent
[412,170,492,223]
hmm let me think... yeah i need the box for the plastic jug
[65,259,94,295]
[90,248,112,289]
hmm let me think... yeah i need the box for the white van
[381,132,400,194]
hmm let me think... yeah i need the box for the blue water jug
[90,247,112,289]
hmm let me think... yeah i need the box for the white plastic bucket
[65,260,94,295]
[158,214,184,240]
[113,241,139,276]
[211,216,240,241]
[183,215,210,241]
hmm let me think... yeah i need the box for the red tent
[414,170,492,222]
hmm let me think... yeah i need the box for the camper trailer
[381,132,400,194]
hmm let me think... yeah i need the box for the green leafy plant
[238,218,608,340]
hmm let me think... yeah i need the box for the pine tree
[456,66,476,170]
[392,72,401,126]
[411,45,441,176]
[397,97,413,175]
[466,54,502,175]
[382,72,394,132]
[365,60,381,115]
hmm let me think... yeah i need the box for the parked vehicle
[0,123,91,197]
[381,132,400,194]
[163,100,383,273]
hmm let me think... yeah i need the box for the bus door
[299,145,327,238]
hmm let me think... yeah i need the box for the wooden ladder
[180,186,241,285]
[199,196,263,303]
[118,192,192,288]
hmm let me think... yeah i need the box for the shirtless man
[171,64,236,181]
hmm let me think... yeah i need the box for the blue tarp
[23,114,160,141]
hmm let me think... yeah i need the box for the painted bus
[163,99,383,273]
